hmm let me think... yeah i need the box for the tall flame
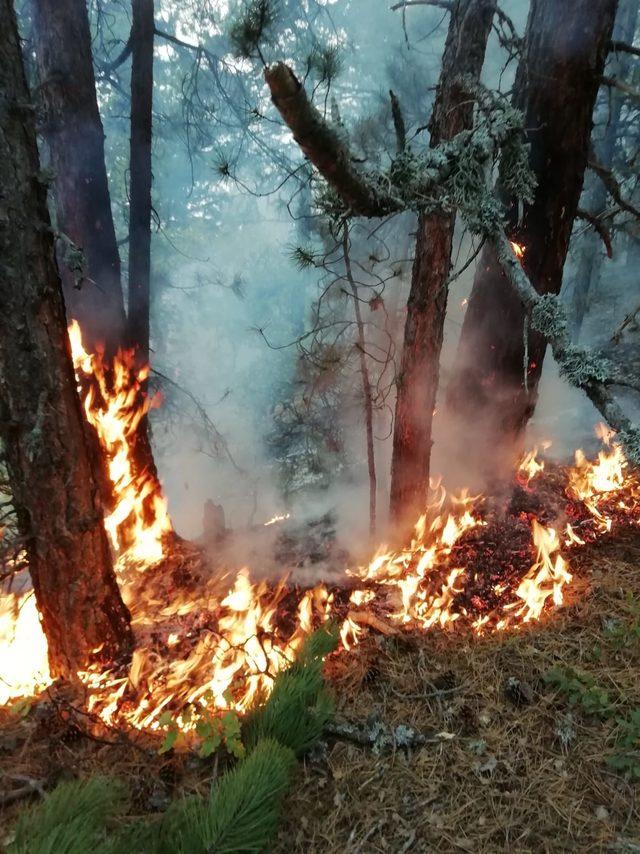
[68,320,172,567]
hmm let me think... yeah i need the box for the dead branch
[589,156,640,222]
[347,610,399,636]
[601,74,640,103]
[612,301,640,344]
[390,0,453,12]
[609,39,640,58]
[492,230,640,452]
[576,208,613,258]
[324,714,448,753]
[264,63,402,217]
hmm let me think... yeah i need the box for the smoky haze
[88,0,639,551]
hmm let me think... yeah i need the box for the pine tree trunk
[446,0,618,481]
[572,0,639,340]
[32,0,127,357]
[0,0,132,678]
[389,0,495,527]
[128,0,154,364]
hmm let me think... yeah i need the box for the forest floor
[1,530,640,852]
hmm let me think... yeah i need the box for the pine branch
[609,39,640,58]
[264,63,402,217]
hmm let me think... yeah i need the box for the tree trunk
[0,0,132,679]
[447,0,618,481]
[128,0,154,364]
[389,0,495,527]
[32,0,127,357]
[572,0,639,340]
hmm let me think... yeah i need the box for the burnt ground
[1,529,640,852]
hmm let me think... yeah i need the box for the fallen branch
[347,610,399,636]
[325,714,450,754]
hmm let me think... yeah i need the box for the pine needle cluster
[6,625,339,854]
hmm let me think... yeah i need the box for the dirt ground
[1,530,640,853]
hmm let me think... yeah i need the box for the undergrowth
[5,624,339,854]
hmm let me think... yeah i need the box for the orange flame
[68,320,172,568]
[1,323,639,740]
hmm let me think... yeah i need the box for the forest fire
[67,320,172,568]
[1,325,639,737]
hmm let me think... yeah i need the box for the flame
[1,322,639,741]
[510,240,525,260]
[0,592,51,704]
[517,442,551,487]
[68,320,172,567]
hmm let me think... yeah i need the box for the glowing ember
[510,240,525,260]
[264,512,291,527]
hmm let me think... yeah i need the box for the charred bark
[389,0,495,526]
[447,0,618,480]
[0,0,132,678]
[128,0,154,364]
[32,0,127,356]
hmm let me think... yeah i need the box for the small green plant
[608,709,640,780]
[603,594,640,652]
[544,666,613,718]
[158,691,245,759]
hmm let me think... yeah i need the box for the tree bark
[0,0,132,678]
[128,0,154,364]
[388,0,495,527]
[447,0,618,481]
[32,0,127,357]
[572,0,639,340]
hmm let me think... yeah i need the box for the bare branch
[576,208,613,258]
[609,39,640,58]
[589,156,640,221]
[390,0,453,10]
[601,74,640,103]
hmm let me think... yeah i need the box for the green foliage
[289,243,318,270]
[7,776,127,854]
[544,666,613,718]
[608,709,640,779]
[307,43,342,84]
[603,596,640,651]
[243,623,339,756]
[156,739,295,854]
[158,696,245,760]
[229,0,278,59]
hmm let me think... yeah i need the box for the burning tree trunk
[572,0,640,340]
[32,0,127,357]
[128,0,154,365]
[447,0,618,479]
[0,0,132,678]
[389,0,495,527]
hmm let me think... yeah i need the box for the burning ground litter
[0,326,639,849]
